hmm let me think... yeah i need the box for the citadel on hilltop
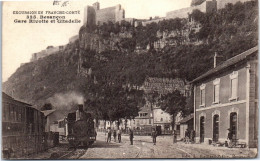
[84,2,126,26]
[31,0,254,62]
[83,0,253,27]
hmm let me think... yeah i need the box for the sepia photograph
[2,0,258,159]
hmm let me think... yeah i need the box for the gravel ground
[80,132,258,159]
[20,142,87,160]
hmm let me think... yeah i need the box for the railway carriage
[2,92,45,159]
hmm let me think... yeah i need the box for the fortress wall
[124,18,135,25]
[166,1,208,19]
[96,6,117,25]
[166,7,196,19]
[116,9,125,22]
[206,0,217,12]
[142,18,165,26]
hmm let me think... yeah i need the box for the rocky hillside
[3,0,258,109]
[3,41,87,108]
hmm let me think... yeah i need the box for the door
[230,112,237,140]
[213,115,219,142]
[200,116,205,143]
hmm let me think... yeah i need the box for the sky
[2,0,192,82]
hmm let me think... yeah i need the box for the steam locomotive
[66,105,96,147]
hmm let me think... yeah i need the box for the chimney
[214,52,223,68]
[76,104,84,121]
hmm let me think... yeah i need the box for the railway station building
[192,47,258,148]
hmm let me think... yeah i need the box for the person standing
[129,129,134,145]
[227,128,233,147]
[107,128,111,143]
[185,129,190,144]
[190,130,195,144]
[172,130,177,143]
[117,128,122,143]
[151,128,157,145]
[113,129,117,142]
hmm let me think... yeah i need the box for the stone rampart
[84,2,125,26]
[96,6,117,25]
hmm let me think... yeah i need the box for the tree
[191,9,205,24]
[145,91,159,126]
[158,90,187,129]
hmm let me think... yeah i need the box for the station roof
[191,46,258,84]
[179,113,194,124]
[42,110,56,116]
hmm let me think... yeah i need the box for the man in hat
[107,127,112,143]
[151,128,157,145]
[129,129,134,145]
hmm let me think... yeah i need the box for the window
[213,78,220,104]
[10,105,14,122]
[161,118,163,122]
[230,71,238,101]
[200,84,206,106]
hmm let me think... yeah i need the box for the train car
[66,104,96,147]
[2,92,45,159]
[50,118,67,140]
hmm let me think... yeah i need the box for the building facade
[192,47,258,148]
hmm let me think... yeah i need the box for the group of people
[106,128,201,145]
[106,128,134,145]
[106,128,157,145]
[184,129,195,144]
[106,128,122,143]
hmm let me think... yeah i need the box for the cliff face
[79,28,134,53]
[79,32,120,52]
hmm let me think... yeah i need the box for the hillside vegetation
[3,0,258,110]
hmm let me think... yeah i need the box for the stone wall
[84,3,125,26]
[96,6,117,25]
[166,2,207,19]
[31,46,60,62]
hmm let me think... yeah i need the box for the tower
[93,2,100,10]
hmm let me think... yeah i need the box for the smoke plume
[47,91,84,112]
